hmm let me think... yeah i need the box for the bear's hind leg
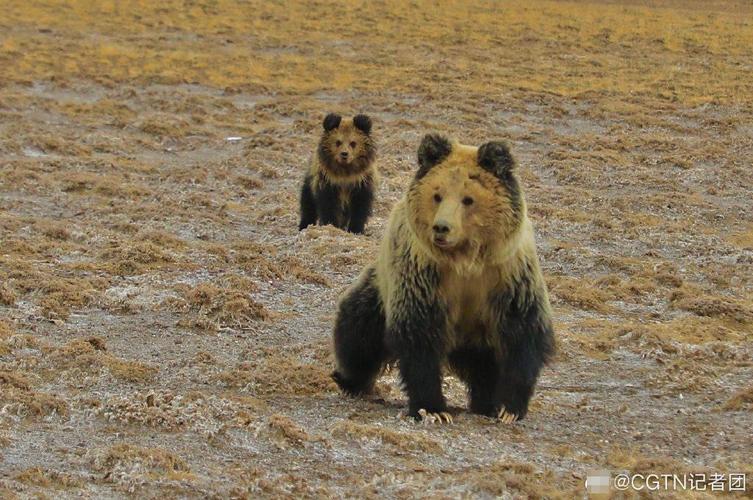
[332,269,387,396]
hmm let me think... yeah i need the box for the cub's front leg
[315,180,343,229]
[346,179,374,234]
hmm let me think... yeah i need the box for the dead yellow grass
[671,286,753,324]
[4,1,753,105]
[0,370,32,391]
[431,461,580,499]
[332,420,442,454]
[216,355,335,396]
[0,283,19,306]
[548,275,616,313]
[140,230,188,250]
[47,339,157,383]
[642,316,748,344]
[59,171,151,198]
[90,444,190,476]
[14,468,84,489]
[0,386,68,418]
[266,414,313,449]
[0,320,14,339]
[174,281,270,331]
[729,225,753,249]
[36,277,101,319]
[606,448,706,477]
[99,241,177,275]
[723,387,753,411]
[227,242,330,285]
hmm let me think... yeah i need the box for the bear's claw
[497,406,519,424]
[418,409,453,424]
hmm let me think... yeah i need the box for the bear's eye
[462,196,474,206]
[335,140,342,147]
[433,193,442,203]
[349,141,356,148]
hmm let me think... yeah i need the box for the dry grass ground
[1,0,752,497]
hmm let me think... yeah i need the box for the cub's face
[407,134,523,260]
[318,113,375,176]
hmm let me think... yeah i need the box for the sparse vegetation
[0,0,751,496]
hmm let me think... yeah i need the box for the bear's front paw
[416,408,453,424]
[497,406,520,424]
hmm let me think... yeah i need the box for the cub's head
[407,134,524,265]
[318,113,375,178]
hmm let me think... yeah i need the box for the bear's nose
[340,151,349,159]
[432,222,450,234]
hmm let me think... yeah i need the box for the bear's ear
[416,134,452,179]
[323,113,342,131]
[477,141,515,178]
[353,114,372,135]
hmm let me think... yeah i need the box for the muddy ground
[1,1,752,498]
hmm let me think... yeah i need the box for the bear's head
[407,134,524,267]
[318,113,375,178]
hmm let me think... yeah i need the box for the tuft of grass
[606,448,703,477]
[728,225,753,249]
[723,387,753,411]
[0,320,14,355]
[175,281,269,332]
[640,316,746,344]
[332,420,442,453]
[671,286,753,324]
[548,275,615,313]
[215,355,334,396]
[0,370,32,390]
[60,172,150,198]
[265,414,312,449]
[100,241,176,276]
[0,283,17,306]
[36,278,101,320]
[0,385,68,418]
[90,444,190,477]
[137,114,192,138]
[48,339,157,383]
[235,175,263,190]
[35,220,71,241]
[14,468,84,489]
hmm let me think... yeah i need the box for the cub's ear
[416,133,451,179]
[353,114,372,135]
[323,113,342,131]
[477,141,515,178]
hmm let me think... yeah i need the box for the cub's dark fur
[332,134,555,422]
[299,113,376,234]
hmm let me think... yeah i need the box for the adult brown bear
[332,134,555,423]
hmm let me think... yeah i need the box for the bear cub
[299,113,376,234]
[332,134,555,423]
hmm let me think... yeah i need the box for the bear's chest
[439,270,498,347]
[337,185,352,208]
